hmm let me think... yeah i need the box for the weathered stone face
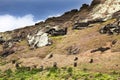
[90,0,120,20]
[75,0,120,23]
[27,30,51,48]
[36,32,49,47]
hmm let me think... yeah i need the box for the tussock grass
[0,67,119,80]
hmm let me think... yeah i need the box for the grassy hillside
[0,3,120,79]
[0,67,120,80]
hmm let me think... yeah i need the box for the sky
[0,0,92,32]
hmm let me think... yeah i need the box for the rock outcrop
[27,30,51,48]
[72,0,120,23]
[45,25,67,36]
[90,0,120,19]
[99,18,120,35]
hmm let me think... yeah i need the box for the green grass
[0,67,119,80]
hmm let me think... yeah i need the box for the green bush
[67,67,73,74]
[4,69,13,77]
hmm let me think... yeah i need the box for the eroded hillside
[0,0,120,79]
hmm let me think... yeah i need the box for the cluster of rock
[0,0,120,58]
[27,25,68,48]
[0,24,68,57]
[99,18,120,35]
[91,40,117,53]
[66,45,80,55]
[0,31,28,57]
[72,18,105,30]
[72,17,120,36]
[45,26,67,36]
[0,37,22,57]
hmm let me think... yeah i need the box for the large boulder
[72,18,105,30]
[27,30,51,48]
[45,25,67,36]
[99,19,120,35]
[72,22,89,30]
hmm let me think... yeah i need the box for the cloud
[0,14,40,32]
[48,14,61,18]
[0,14,63,32]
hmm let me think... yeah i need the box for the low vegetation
[0,67,119,80]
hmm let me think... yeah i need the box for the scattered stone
[72,18,105,30]
[91,47,110,53]
[88,18,105,24]
[66,45,80,55]
[112,40,117,45]
[99,20,120,35]
[11,37,21,42]
[1,49,15,57]
[2,42,10,49]
[115,64,118,67]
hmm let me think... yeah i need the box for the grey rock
[27,30,51,48]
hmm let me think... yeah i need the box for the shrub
[67,67,73,74]
[4,69,12,77]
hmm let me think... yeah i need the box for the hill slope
[0,0,120,79]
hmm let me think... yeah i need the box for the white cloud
[0,14,63,32]
[48,14,61,18]
[0,14,40,32]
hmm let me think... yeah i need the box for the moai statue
[89,59,93,63]
[40,65,44,71]
[15,63,20,69]
[74,57,78,61]
[74,62,77,67]
[53,62,57,68]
